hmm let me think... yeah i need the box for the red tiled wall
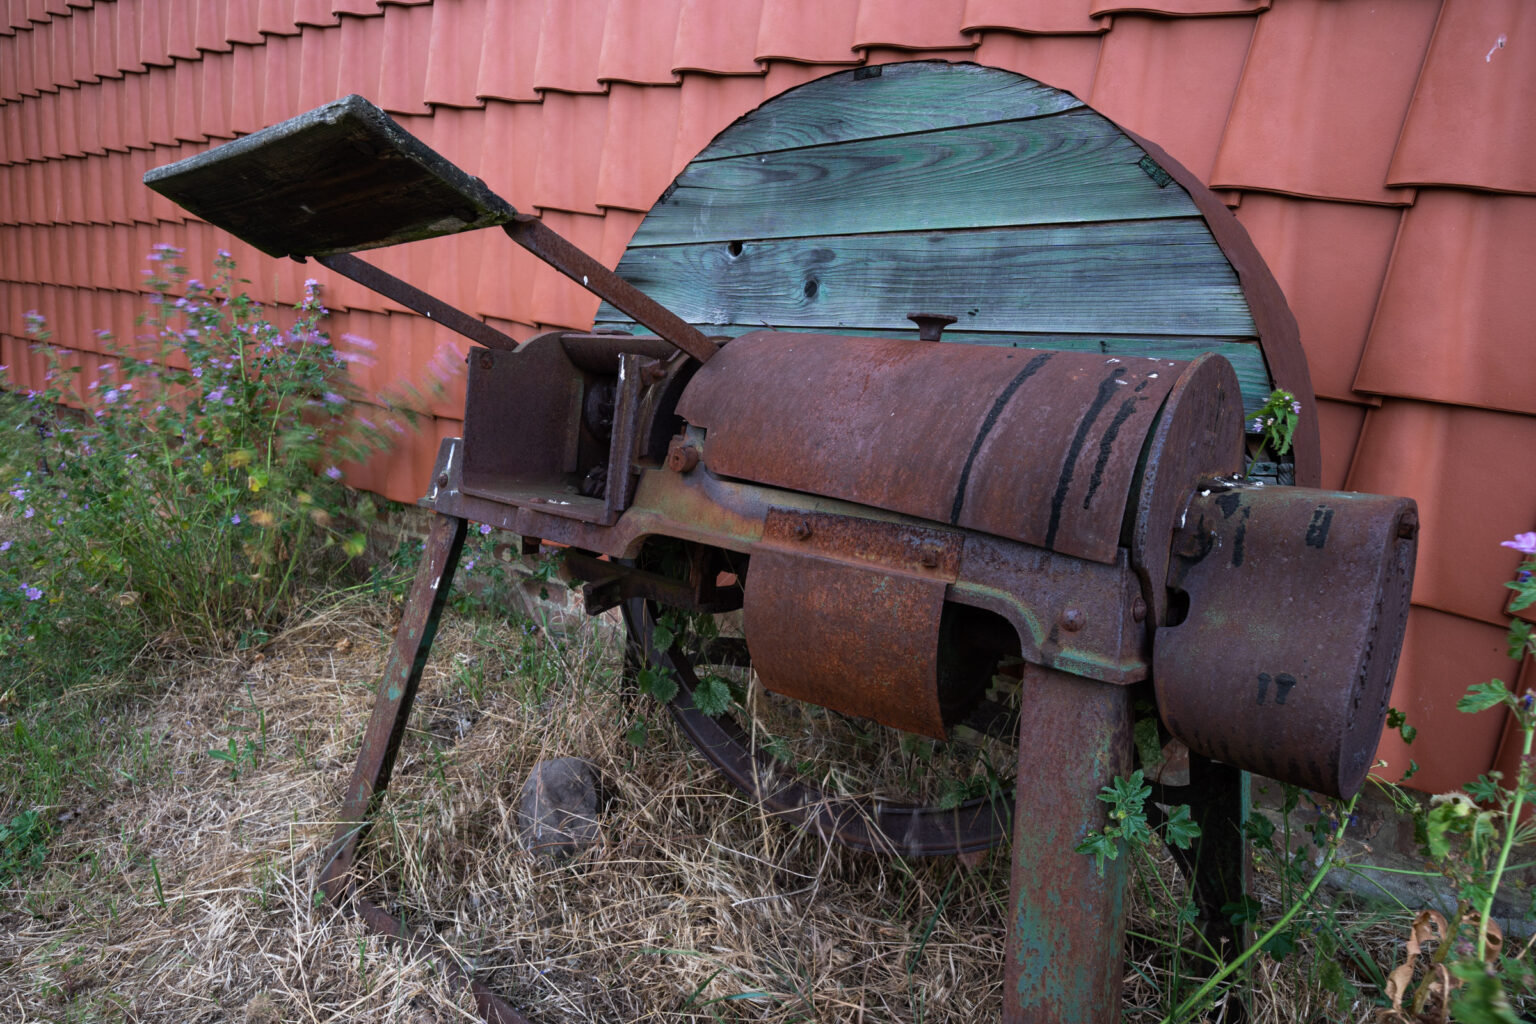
[2,0,1533,793]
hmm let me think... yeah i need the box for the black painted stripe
[949,351,1055,525]
[1044,367,1126,550]
[1080,396,1140,512]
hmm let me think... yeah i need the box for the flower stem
[1159,793,1358,1024]
[1476,717,1533,960]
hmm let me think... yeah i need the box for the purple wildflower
[323,391,346,405]
[324,466,343,481]
[1291,400,1302,415]
[23,507,34,519]
[479,523,492,535]
[0,540,10,552]
[103,389,120,404]
[1502,532,1536,555]
[231,514,242,525]
[23,585,42,601]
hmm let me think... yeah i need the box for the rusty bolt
[437,472,449,487]
[1060,607,1086,632]
[666,439,700,474]
[1132,596,1147,622]
[1397,510,1419,540]
[906,312,959,342]
[919,549,939,569]
[478,351,494,371]
[794,520,813,541]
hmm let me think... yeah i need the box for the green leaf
[1261,929,1297,959]
[1507,578,1536,613]
[1459,680,1512,714]
[1447,963,1523,1024]
[1133,716,1165,770]
[624,717,648,748]
[1507,620,1534,660]
[1162,804,1201,850]
[691,675,733,717]
[1074,831,1120,875]
[651,620,676,652]
[637,665,678,705]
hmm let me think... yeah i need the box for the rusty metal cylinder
[1152,485,1418,798]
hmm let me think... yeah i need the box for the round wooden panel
[598,60,1319,484]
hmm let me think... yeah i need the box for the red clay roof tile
[963,0,1106,35]
[756,0,859,64]
[1353,191,1536,415]
[259,0,302,38]
[334,10,386,99]
[376,3,431,113]
[222,0,262,46]
[136,0,171,68]
[191,0,229,54]
[528,209,605,327]
[473,98,538,211]
[1373,606,1514,793]
[227,43,263,135]
[531,0,609,94]
[295,22,342,111]
[1088,13,1254,182]
[258,32,304,124]
[1210,0,1440,204]
[295,0,339,28]
[675,0,767,75]
[1388,0,1536,195]
[423,0,486,108]
[668,71,768,177]
[595,82,683,212]
[1314,398,1368,492]
[473,0,544,100]
[67,9,95,82]
[597,0,684,84]
[166,0,198,60]
[1345,400,1536,626]
[331,0,383,15]
[531,90,605,213]
[55,82,84,154]
[761,59,847,100]
[854,0,975,51]
[1232,194,1401,403]
[170,60,202,144]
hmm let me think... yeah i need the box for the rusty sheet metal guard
[1155,484,1418,798]
[744,509,955,736]
[677,331,1180,564]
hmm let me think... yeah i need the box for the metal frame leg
[316,513,531,1024]
[1004,664,1134,1024]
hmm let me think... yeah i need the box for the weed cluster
[0,247,400,692]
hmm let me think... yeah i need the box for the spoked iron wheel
[619,570,1019,858]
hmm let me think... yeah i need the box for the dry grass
[0,591,1412,1022]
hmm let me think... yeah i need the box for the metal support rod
[315,252,521,352]
[1004,664,1134,1024]
[318,513,529,1024]
[504,214,717,365]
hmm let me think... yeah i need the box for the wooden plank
[593,323,1273,414]
[633,109,1198,246]
[695,62,1085,162]
[599,219,1256,339]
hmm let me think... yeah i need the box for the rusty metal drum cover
[678,330,1184,564]
[1153,485,1418,798]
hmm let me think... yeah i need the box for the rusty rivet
[666,439,700,474]
[794,520,813,541]
[907,312,958,342]
[919,549,939,568]
[436,472,449,487]
[1060,607,1086,632]
[478,351,494,370]
[1132,597,1147,622]
[1397,510,1419,540]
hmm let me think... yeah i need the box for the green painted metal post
[1004,664,1134,1023]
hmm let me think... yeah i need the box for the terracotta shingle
[1389,0,1535,195]
[531,0,609,95]
[1210,0,1440,204]
[854,0,975,51]
[1089,13,1255,181]
[1346,400,1536,627]
[375,3,431,113]
[756,0,859,64]
[474,0,544,100]
[668,71,769,177]
[597,0,684,84]
[675,0,767,75]
[1233,194,1400,403]
[963,0,1106,35]
[422,0,485,108]
[1373,606,1515,794]
[295,20,342,111]
[1354,190,1536,415]
[595,82,683,212]
[532,91,605,213]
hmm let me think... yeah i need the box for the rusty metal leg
[315,514,529,1024]
[1004,664,1134,1024]
[1154,755,1252,1021]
